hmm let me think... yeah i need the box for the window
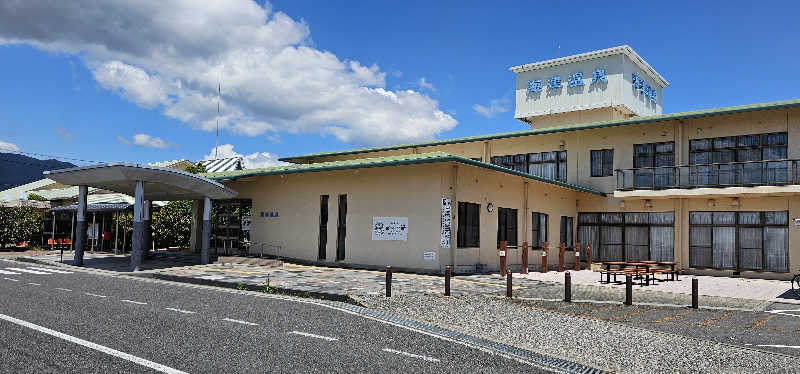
[577,212,674,262]
[689,132,788,186]
[491,150,567,182]
[633,142,675,188]
[497,207,518,248]
[689,211,788,272]
[457,202,480,248]
[591,149,614,177]
[318,195,329,260]
[531,212,548,248]
[560,216,574,249]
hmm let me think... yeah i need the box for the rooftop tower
[510,45,668,128]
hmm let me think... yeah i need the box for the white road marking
[27,282,41,286]
[26,266,73,274]
[54,287,72,292]
[85,293,107,298]
[289,330,337,341]
[165,308,196,314]
[5,268,51,275]
[3,278,18,282]
[745,343,800,349]
[0,270,21,275]
[121,299,147,305]
[0,313,188,374]
[222,318,259,326]
[383,348,441,362]
[766,309,800,318]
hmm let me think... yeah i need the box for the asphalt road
[0,261,555,373]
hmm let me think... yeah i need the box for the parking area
[516,298,800,357]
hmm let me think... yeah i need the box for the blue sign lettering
[526,79,542,94]
[567,72,584,87]
[591,68,607,84]
[547,76,562,89]
[631,73,658,104]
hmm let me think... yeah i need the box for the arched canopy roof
[44,163,237,201]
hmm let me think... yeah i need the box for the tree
[26,193,47,201]
[0,206,44,249]
[184,162,206,174]
[152,200,192,249]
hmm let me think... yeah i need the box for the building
[204,45,798,280]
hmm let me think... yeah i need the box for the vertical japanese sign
[441,197,452,248]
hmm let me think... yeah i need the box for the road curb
[10,256,359,305]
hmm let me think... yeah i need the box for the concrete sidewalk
[15,252,790,310]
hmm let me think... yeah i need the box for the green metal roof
[202,151,605,196]
[280,98,800,163]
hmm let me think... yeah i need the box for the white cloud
[55,127,73,140]
[117,133,170,148]
[0,140,20,152]
[0,1,457,146]
[417,77,435,92]
[473,97,510,118]
[204,144,288,169]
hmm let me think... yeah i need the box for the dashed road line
[383,348,440,362]
[165,308,196,314]
[0,313,188,374]
[289,330,337,341]
[54,287,72,292]
[121,299,147,305]
[0,270,21,275]
[27,282,41,286]
[3,278,18,282]
[5,267,51,275]
[27,266,73,274]
[745,343,800,349]
[222,318,259,326]
[85,293,107,298]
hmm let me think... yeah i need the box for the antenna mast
[215,82,220,159]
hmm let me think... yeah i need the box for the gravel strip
[357,294,800,374]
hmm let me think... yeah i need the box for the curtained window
[531,212,548,248]
[577,212,674,262]
[457,202,480,248]
[689,211,788,271]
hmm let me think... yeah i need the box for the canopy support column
[114,211,119,254]
[69,211,75,252]
[131,181,145,272]
[143,200,152,258]
[201,197,211,265]
[74,185,87,266]
[190,200,203,254]
[51,212,56,251]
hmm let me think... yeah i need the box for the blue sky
[0,1,798,167]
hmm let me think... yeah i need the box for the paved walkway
[16,252,795,310]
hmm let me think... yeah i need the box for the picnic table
[596,260,680,285]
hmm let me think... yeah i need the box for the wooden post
[499,240,507,276]
[541,242,548,273]
[574,243,581,271]
[558,242,565,272]
[586,243,593,270]
[521,241,529,274]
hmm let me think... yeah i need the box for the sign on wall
[440,198,452,248]
[424,251,436,261]
[372,217,408,241]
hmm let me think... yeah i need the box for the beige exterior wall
[225,164,446,272]
[251,106,800,278]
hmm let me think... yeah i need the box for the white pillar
[51,212,56,251]
[201,197,212,265]
[130,181,145,271]
[114,211,119,254]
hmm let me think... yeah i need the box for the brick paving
[18,252,775,310]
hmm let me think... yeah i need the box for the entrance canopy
[44,163,237,200]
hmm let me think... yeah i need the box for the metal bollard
[564,271,572,302]
[385,266,392,297]
[691,276,698,309]
[445,265,451,296]
[506,271,513,298]
[624,275,632,306]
